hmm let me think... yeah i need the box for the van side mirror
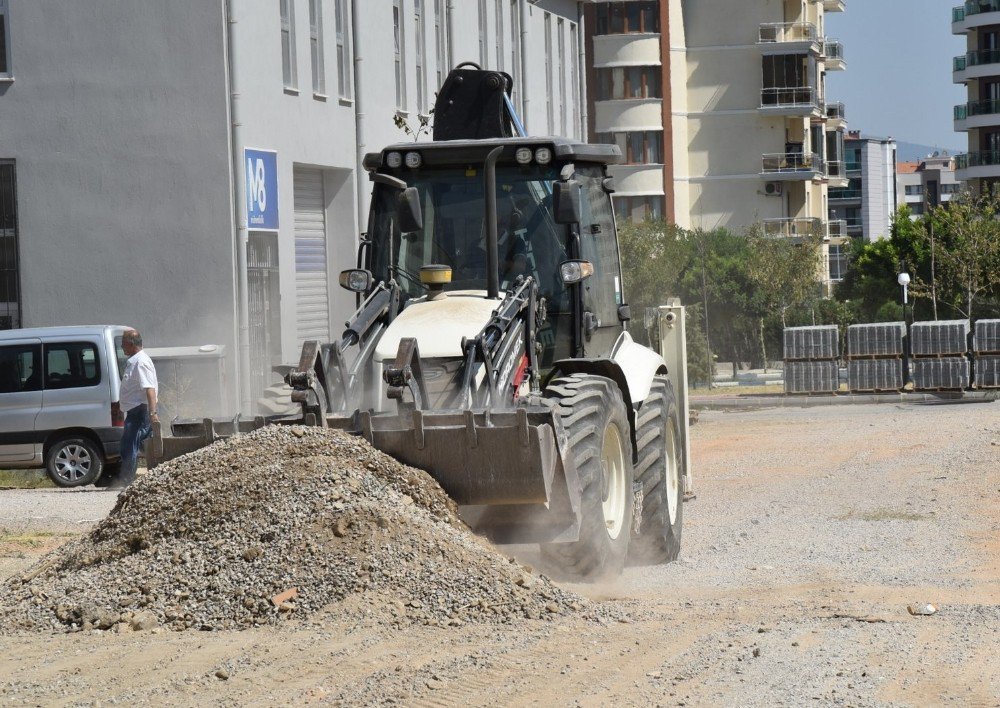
[553,180,583,225]
[397,187,423,233]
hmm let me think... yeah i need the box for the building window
[595,66,662,100]
[510,0,521,113]
[544,13,553,134]
[828,244,847,282]
[308,0,325,94]
[904,184,922,196]
[435,0,449,91]
[0,161,20,330]
[0,0,11,78]
[334,0,352,99]
[570,23,579,138]
[495,1,505,71]
[597,131,663,164]
[614,195,664,223]
[557,19,566,136]
[478,0,487,67]
[393,0,406,110]
[595,2,659,36]
[280,0,298,90]
[415,0,426,111]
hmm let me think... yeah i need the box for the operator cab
[359,138,625,365]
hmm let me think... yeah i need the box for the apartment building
[828,132,897,243]
[584,0,848,288]
[952,0,1000,193]
[0,0,586,414]
[897,153,961,217]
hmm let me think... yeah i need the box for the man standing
[114,329,158,488]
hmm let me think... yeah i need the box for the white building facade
[0,0,587,415]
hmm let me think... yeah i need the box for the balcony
[823,40,846,71]
[825,101,847,130]
[845,218,863,235]
[829,187,861,202]
[845,160,862,174]
[763,217,823,239]
[953,48,1000,83]
[761,152,825,180]
[826,161,849,188]
[758,23,821,55]
[953,1,1000,33]
[955,151,1000,180]
[759,87,821,116]
[823,0,846,12]
[826,219,848,240]
[954,98,1000,131]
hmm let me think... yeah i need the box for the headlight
[559,260,595,285]
[385,151,403,168]
[515,147,533,165]
[535,147,553,165]
[405,151,423,168]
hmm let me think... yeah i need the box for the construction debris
[0,426,587,634]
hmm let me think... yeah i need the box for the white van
[0,325,130,487]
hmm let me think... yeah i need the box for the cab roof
[363,136,622,172]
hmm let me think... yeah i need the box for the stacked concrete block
[910,320,971,391]
[972,319,1000,389]
[845,322,905,393]
[783,325,839,394]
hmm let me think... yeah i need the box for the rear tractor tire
[628,375,683,565]
[539,374,635,581]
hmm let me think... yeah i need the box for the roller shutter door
[294,168,330,344]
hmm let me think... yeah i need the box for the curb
[690,390,999,411]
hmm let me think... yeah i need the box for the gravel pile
[0,426,585,634]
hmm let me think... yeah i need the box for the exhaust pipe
[484,146,503,299]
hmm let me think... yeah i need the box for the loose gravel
[0,426,585,634]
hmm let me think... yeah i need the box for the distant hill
[895,141,963,163]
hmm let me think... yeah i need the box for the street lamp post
[898,272,911,387]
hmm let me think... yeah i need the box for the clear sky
[825,0,966,151]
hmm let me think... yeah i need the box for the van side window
[44,342,101,390]
[0,344,42,393]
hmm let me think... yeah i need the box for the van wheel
[46,437,104,488]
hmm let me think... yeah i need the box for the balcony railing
[966,48,1000,67]
[758,22,819,44]
[823,40,845,61]
[762,152,823,175]
[956,151,1000,169]
[829,188,861,200]
[763,217,823,239]
[955,55,967,72]
[826,161,846,179]
[827,220,848,239]
[826,102,846,121]
[760,86,817,109]
[956,98,1000,119]
[845,160,861,173]
[960,0,1000,17]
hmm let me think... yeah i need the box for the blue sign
[245,148,279,231]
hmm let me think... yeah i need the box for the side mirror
[559,260,594,285]
[397,187,423,233]
[553,180,583,225]
[339,269,373,293]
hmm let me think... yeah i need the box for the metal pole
[484,147,503,299]
[224,0,254,415]
[352,0,367,234]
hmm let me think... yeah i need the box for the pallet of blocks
[783,325,839,394]
[845,322,905,392]
[910,320,971,391]
[972,319,1000,389]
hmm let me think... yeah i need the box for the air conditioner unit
[764,181,783,197]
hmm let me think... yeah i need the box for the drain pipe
[224,0,253,414]
[352,0,367,233]
[519,0,529,125]
[447,0,456,71]
[577,2,588,139]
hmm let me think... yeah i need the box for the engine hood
[374,290,501,362]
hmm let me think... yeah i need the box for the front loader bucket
[348,407,584,544]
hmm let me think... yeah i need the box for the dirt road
[1,402,998,706]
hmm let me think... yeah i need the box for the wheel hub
[601,423,627,540]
